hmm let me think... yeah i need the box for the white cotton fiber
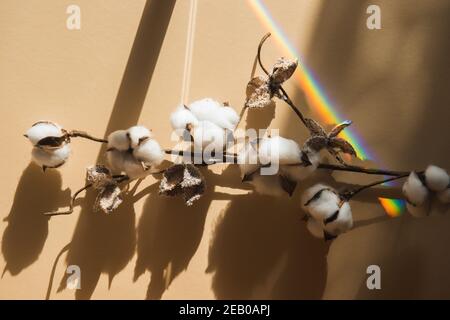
[220,106,240,130]
[281,149,320,182]
[402,172,429,206]
[31,143,70,169]
[250,174,286,197]
[238,142,260,177]
[324,202,353,236]
[192,120,226,151]
[106,149,126,174]
[301,184,332,211]
[107,130,130,152]
[306,218,324,239]
[259,136,301,165]
[188,98,222,121]
[26,121,63,145]
[424,165,449,192]
[406,202,429,218]
[122,153,150,179]
[170,105,199,133]
[133,138,164,167]
[188,98,240,131]
[302,184,340,221]
[127,125,152,149]
[437,188,450,204]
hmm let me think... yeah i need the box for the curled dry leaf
[159,163,206,206]
[245,76,274,109]
[94,183,123,214]
[245,57,297,109]
[302,119,357,163]
[270,57,298,85]
[86,165,124,214]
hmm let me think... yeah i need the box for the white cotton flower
[282,148,320,182]
[31,144,70,169]
[437,188,450,204]
[188,98,239,131]
[188,98,222,122]
[25,121,63,145]
[106,149,126,174]
[302,184,340,221]
[192,120,226,150]
[402,172,429,206]
[259,136,301,165]
[122,153,150,179]
[306,218,324,239]
[323,201,353,236]
[107,130,130,152]
[133,138,164,168]
[127,125,152,149]
[170,105,199,134]
[424,165,449,192]
[220,105,240,130]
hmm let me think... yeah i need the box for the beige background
[0,0,449,299]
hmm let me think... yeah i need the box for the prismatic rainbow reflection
[248,0,406,216]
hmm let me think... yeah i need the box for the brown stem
[342,174,410,200]
[44,183,93,216]
[317,163,409,177]
[68,130,108,143]
[256,33,307,126]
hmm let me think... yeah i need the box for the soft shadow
[134,166,243,300]
[207,192,329,299]
[57,0,176,299]
[2,163,70,276]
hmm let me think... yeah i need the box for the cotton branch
[68,130,108,143]
[257,32,307,126]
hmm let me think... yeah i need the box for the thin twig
[317,163,409,177]
[44,183,93,216]
[256,33,307,126]
[342,173,410,200]
[68,130,108,143]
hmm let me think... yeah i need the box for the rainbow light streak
[248,0,406,216]
[378,197,406,218]
[248,0,371,160]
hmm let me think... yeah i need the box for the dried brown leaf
[270,57,298,85]
[245,76,274,109]
[329,138,357,157]
[304,118,327,137]
[328,120,352,138]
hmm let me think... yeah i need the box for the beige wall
[1,0,449,299]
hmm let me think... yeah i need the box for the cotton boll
[259,136,301,165]
[301,184,333,211]
[122,153,150,179]
[219,106,240,130]
[302,184,341,221]
[170,105,199,133]
[307,194,340,222]
[324,202,353,236]
[306,218,324,239]
[31,143,70,169]
[188,98,222,121]
[402,172,429,206]
[250,174,286,197]
[192,120,226,151]
[133,138,164,168]
[281,149,320,182]
[437,188,450,204]
[424,165,449,192]
[26,121,63,145]
[127,125,152,149]
[406,202,429,218]
[107,130,130,152]
[106,149,126,174]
